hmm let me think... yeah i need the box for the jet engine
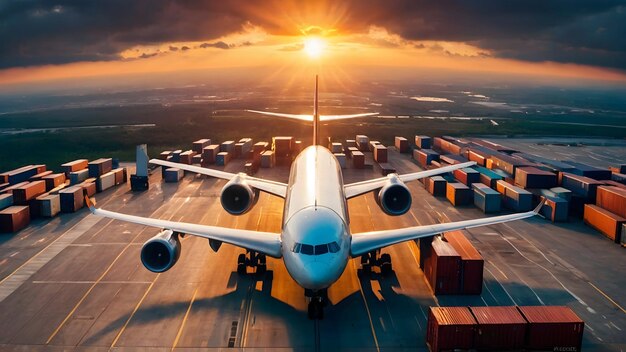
[376,175,412,216]
[220,175,259,215]
[140,229,181,273]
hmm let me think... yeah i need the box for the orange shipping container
[596,186,626,218]
[427,307,476,352]
[42,173,66,191]
[470,306,527,350]
[583,204,625,243]
[12,181,46,204]
[517,306,584,352]
[0,206,30,233]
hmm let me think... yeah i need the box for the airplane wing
[245,110,378,122]
[344,161,476,199]
[150,159,287,198]
[85,196,282,258]
[350,200,544,256]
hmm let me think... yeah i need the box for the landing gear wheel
[381,253,391,265]
[381,262,392,275]
[237,253,246,275]
[308,299,324,320]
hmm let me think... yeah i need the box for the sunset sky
[2,1,626,86]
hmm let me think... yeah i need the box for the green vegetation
[0,103,623,171]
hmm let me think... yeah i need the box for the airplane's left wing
[350,200,544,256]
[150,159,287,198]
[344,161,476,199]
[85,196,282,257]
[245,110,378,122]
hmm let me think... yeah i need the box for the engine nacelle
[140,229,181,273]
[220,174,258,215]
[376,175,412,216]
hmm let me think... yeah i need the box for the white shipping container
[96,171,116,192]
[40,194,61,217]
[69,169,89,185]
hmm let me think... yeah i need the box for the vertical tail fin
[313,75,319,146]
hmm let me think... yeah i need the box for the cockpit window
[328,241,340,253]
[300,244,314,255]
[315,244,328,255]
[292,243,301,253]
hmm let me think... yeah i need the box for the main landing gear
[360,250,392,276]
[306,288,328,320]
[237,250,266,275]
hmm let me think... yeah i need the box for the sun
[303,37,326,58]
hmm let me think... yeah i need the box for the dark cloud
[199,41,231,50]
[169,46,179,52]
[1,0,625,70]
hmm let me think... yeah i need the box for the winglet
[84,192,97,213]
[533,197,547,215]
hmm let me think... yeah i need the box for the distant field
[0,103,625,171]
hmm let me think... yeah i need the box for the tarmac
[0,146,624,351]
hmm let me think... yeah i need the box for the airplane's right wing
[344,161,476,199]
[350,200,544,257]
[150,159,288,198]
[245,110,378,122]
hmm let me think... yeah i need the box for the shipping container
[30,170,53,181]
[261,151,275,168]
[330,142,343,154]
[112,168,126,185]
[59,186,84,213]
[253,141,269,153]
[12,181,46,205]
[515,166,558,189]
[414,149,439,167]
[563,161,612,180]
[216,152,231,166]
[164,168,184,183]
[81,182,96,197]
[344,139,356,150]
[96,171,116,192]
[517,306,584,352]
[470,306,527,350]
[440,154,467,165]
[541,195,569,222]
[454,168,480,186]
[373,145,388,163]
[395,136,409,153]
[356,135,369,151]
[192,138,211,153]
[0,194,12,211]
[0,206,30,233]
[170,150,182,163]
[38,194,60,218]
[583,204,624,243]
[559,172,604,202]
[425,176,447,197]
[201,145,220,165]
[472,166,504,189]
[158,151,172,161]
[352,151,365,169]
[595,186,626,218]
[550,187,573,201]
[433,137,465,155]
[415,135,431,149]
[334,153,347,169]
[88,158,113,178]
[489,154,533,175]
[426,307,476,352]
[192,154,202,164]
[179,150,196,164]
[69,169,89,185]
[1,165,47,185]
[622,224,626,246]
[444,230,484,294]
[61,159,88,174]
[220,141,235,153]
[424,237,461,295]
[42,173,66,191]
[446,182,472,206]
[517,154,577,174]
[272,136,293,156]
[367,140,380,152]
[377,163,396,176]
[496,180,533,211]
[473,183,501,213]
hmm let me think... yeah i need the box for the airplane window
[300,244,314,255]
[315,244,328,255]
[328,241,340,253]
[292,243,301,253]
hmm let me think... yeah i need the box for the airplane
[85,76,544,319]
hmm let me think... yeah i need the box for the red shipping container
[468,150,487,166]
[394,136,409,153]
[12,181,46,204]
[0,205,30,233]
[427,307,476,352]
[444,230,484,295]
[158,151,172,160]
[42,173,66,191]
[424,238,461,295]
[373,145,388,163]
[596,186,626,218]
[517,306,584,352]
[470,306,527,350]
[201,145,220,165]
[583,204,624,243]
[352,151,365,169]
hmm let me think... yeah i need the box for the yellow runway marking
[171,287,199,351]
[110,277,159,348]
[588,281,626,314]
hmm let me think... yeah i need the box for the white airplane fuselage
[281,145,351,290]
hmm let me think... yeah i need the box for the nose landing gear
[237,250,267,275]
[305,288,328,320]
[360,250,392,276]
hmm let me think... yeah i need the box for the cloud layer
[1,0,625,69]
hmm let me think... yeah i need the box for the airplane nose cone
[299,262,335,290]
